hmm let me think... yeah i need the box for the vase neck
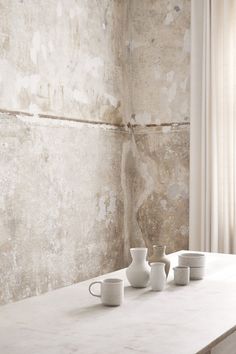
[153,245,166,257]
[130,248,147,263]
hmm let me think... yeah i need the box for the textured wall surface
[0,0,127,305]
[0,0,190,305]
[0,0,125,124]
[0,114,126,304]
[123,0,190,259]
[129,0,190,125]
[133,126,189,255]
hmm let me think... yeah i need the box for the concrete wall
[0,0,125,124]
[129,0,190,125]
[0,115,126,304]
[0,0,127,305]
[123,0,190,258]
[0,0,190,305]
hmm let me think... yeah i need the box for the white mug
[173,266,190,285]
[89,278,124,306]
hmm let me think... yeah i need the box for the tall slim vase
[126,248,150,288]
[149,245,170,278]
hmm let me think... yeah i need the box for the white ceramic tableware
[178,253,206,267]
[190,267,205,280]
[149,245,170,278]
[126,248,150,288]
[173,266,190,285]
[150,262,166,291]
[89,278,124,306]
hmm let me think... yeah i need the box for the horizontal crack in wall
[0,108,126,130]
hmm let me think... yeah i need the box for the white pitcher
[150,262,166,291]
[126,248,150,288]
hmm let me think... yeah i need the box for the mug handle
[89,281,102,298]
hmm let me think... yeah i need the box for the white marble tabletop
[0,251,236,354]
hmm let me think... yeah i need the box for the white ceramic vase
[150,262,166,291]
[126,248,150,288]
[149,245,170,278]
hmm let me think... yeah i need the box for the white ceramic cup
[173,266,190,285]
[150,262,166,291]
[89,278,124,306]
[190,266,205,280]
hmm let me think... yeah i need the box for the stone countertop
[0,251,236,354]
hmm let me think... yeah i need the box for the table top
[0,251,236,354]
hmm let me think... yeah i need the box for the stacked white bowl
[178,253,206,280]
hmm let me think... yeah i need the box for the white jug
[126,248,150,288]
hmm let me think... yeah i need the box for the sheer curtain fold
[190,0,236,253]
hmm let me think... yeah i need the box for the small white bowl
[190,266,205,280]
[179,252,206,268]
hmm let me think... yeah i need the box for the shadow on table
[67,283,188,319]
[124,285,152,300]
[165,280,185,291]
[125,285,164,300]
[124,285,145,294]
[67,303,115,319]
[125,281,189,299]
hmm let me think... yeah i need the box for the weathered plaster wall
[0,0,191,305]
[129,126,189,254]
[123,0,190,258]
[0,114,126,305]
[0,0,125,124]
[0,0,127,305]
[129,0,190,126]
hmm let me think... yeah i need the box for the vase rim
[130,247,147,251]
[153,245,166,248]
[150,262,165,267]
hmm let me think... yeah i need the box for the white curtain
[190,0,236,253]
